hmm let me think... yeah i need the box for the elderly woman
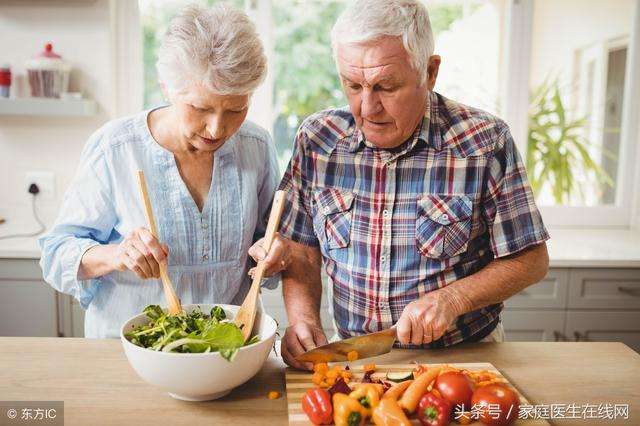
[39,4,287,338]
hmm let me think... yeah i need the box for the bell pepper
[349,383,381,417]
[417,392,453,426]
[302,388,333,425]
[371,398,412,426]
[333,393,367,426]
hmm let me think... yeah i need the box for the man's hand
[247,233,291,277]
[281,322,328,371]
[396,289,460,345]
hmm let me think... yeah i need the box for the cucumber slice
[386,371,414,382]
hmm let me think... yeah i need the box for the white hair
[331,0,434,84]
[156,3,267,96]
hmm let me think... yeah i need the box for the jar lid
[37,43,62,59]
[25,43,70,71]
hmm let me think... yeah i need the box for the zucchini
[386,371,414,382]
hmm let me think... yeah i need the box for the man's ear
[426,55,441,90]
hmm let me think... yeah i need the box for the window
[137,0,640,228]
[521,0,640,228]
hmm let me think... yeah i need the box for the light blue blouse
[39,108,280,338]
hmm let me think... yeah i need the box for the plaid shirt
[278,91,549,348]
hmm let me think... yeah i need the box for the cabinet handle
[617,286,640,296]
[553,330,568,341]
[574,331,591,342]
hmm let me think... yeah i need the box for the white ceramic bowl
[121,304,277,401]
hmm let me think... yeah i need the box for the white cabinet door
[501,310,566,342]
[568,269,640,310]
[565,311,640,353]
[505,268,569,309]
[0,259,58,337]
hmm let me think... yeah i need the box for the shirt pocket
[416,194,473,259]
[314,188,354,250]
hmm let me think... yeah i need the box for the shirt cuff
[64,239,101,309]
[491,228,550,258]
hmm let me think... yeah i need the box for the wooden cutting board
[285,363,551,425]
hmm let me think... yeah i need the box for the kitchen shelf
[0,97,97,117]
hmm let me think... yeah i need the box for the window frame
[502,0,640,229]
[131,0,640,229]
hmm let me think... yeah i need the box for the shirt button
[380,255,386,262]
[383,209,389,217]
[378,301,387,309]
[442,214,449,220]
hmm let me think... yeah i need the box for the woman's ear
[159,81,170,103]
[426,55,441,91]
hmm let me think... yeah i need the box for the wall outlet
[25,171,56,200]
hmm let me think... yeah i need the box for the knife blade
[296,327,397,364]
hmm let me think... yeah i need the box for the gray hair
[156,3,267,96]
[331,0,434,84]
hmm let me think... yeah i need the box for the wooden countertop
[0,338,639,425]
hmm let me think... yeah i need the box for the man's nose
[206,114,225,139]
[360,88,383,118]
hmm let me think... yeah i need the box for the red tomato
[433,371,475,410]
[471,384,520,425]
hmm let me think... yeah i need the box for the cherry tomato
[434,371,475,410]
[471,384,520,425]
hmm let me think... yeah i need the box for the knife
[296,327,397,364]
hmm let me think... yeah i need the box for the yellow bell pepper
[349,383,381,417]
[371,398,412,426]
[332,393,367,426]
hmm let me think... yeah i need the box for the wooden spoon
[235,190,286,341]
[136,170,182,315]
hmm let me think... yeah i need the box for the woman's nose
[206,114,225,139]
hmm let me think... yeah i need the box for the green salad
[124,305,258,361]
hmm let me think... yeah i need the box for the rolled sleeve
[482,126,550,257]
[38,144,117,309]
[278,130,319,247]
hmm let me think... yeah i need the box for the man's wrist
[288,315,323,329]
[437,285,472,317]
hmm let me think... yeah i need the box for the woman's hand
[247,233,292,278]
[113,227,169,279]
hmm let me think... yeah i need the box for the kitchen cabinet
[565,311,640,349]
[0,259,58,337]
[2,257,640,350]
[57,292,85,338]
[504,267,640,352]
[504,269,569,309]
[501,310,565,341]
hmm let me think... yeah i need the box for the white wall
[530,0,634,88]
[0,1,117,228]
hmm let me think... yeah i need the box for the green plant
[125,304,258,360]
[526,79,614,204]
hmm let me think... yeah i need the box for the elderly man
[274,0,549,369]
